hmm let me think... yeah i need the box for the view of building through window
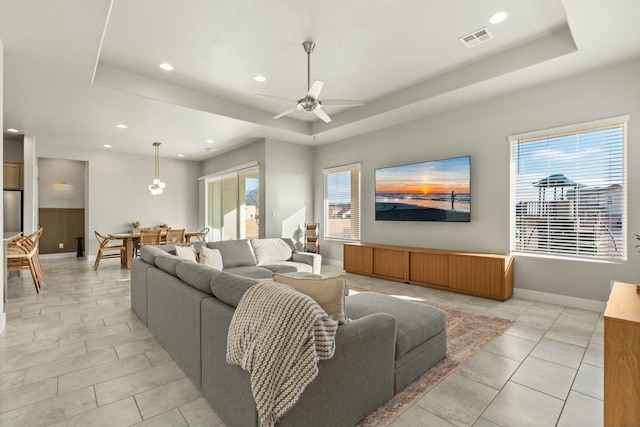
[511,120,626,261]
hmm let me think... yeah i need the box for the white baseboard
[326,258,606,312]
[0,312,5,334]
[513,288,606,313]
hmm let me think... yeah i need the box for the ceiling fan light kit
[256,41,364,123]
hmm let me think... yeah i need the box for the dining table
[109,231,202,269]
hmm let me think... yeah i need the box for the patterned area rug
[354,288,513,427]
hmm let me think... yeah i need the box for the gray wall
[3,137,23,162]
[36,145,200,256]
[200,138,314,242]
[265,139,314,247]
[314,57,640,305]
[38,158,85,209]
[201,139,267,238]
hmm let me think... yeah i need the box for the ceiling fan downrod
[303,41,315,92]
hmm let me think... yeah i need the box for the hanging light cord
[149,141,166,195]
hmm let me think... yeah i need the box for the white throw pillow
[199,247,224,270]
[272,273,348,323]
[175,245,197,262]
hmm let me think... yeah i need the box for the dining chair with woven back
[94,231,125,270]
[164,228,185,245]
[138,228,162,248]
[7,227,45,293]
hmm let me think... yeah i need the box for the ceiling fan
[256,41,364,123]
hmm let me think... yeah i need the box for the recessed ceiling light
[6,128,20,133]
[104,144,112,148]
[206,139,214,144]
[254,75,266,82]
[177,154,184,158]
[159,63,174,71]
[489,11,508,24]
[116,124,127,129]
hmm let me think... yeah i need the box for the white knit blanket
[226,281,338,427]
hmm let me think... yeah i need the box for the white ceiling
[1,0,640,161]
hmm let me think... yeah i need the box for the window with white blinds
[510,116,627,262]
[324,163,361,241]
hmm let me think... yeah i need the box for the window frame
[323,163,361,242]
[509,115,628,263]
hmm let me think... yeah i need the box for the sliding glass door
[206,167,259,241]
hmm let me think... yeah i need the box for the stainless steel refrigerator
[3,190,23,232]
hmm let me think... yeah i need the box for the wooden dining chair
[196,227,209,242]
[7,227,45,293]
[94,231,125,270]
[164,228,185,244]
[138,228,162,248]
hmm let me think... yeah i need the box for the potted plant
[132,221,141,233]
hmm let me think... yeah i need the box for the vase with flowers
[132,221,141,234]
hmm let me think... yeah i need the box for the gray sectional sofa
[131,237,447,427]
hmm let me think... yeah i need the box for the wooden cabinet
[3,162,23,189]
[344,242,513,300]
[604,281,640,427]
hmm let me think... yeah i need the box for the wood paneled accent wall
[344,242,514,301]
[38,208,85,254]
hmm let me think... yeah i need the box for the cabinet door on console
[344,244,373,274]
[373,248,407,281]
[409,252,449,287]
[449,255,504,298]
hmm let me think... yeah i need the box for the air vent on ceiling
[460,27,494,48]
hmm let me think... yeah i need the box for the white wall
[314,58,640,305]
[36,145,200,257]
[38,158,85,208]
[1,37,5,332]
[265,139,314,246]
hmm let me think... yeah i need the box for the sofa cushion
[140,245,169,265]
[250,238,294,264]
[176,262,220,294]
[224,266,274,279]
[259,262,312,274]
[272,273,348,323]
[209,272,262,307]
[199,247,223,270]
[162,241,206,255]
[346,292,447,359]
[207,240,257,268]
[175,245,198,262]
[154,254,183,276]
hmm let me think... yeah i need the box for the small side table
[75,237,84,257]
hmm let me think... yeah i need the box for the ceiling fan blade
[313,107,332,123]
[307,80,324,99]
[273,107,299,120]
[321,99,365,106]
[255,94,297,103]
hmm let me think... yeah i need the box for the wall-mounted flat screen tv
[375,155,471,222]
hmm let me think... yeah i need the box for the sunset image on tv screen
[375,155,471,222]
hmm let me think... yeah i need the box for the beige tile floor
[1,257,604,427]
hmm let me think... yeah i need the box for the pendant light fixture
[149,141,166,195]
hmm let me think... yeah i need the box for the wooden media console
[344,242,514,300]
